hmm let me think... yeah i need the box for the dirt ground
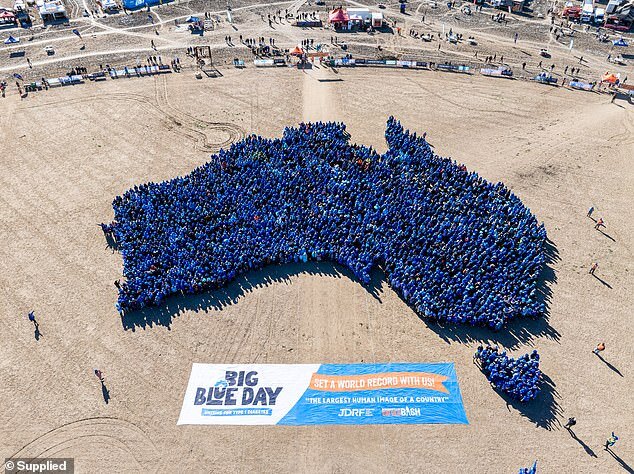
[0,66,632,473]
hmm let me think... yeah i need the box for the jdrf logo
[338,408,374,417]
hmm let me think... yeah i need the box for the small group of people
[68,66,88,75]
[474,345,542,402]
[482,54,504,64]
[586,206,607,276]
[492,12,508,24]
[295,11,319,21]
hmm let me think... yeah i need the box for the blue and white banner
[177,363,468,425]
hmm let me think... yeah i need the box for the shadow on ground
[606,448,633,473]
[118,238,562,428]
[120,239,561,353]
[498,373,562,430]
[121,261,382,331]
[121,238,559,349]
[567,428,598,458]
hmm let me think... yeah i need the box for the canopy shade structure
[612,37,629,46]
[4,35,20,44]
[601,72,619,83]
[290,45,304,56]
[328,7,349,23]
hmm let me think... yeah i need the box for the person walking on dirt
[593,342,605,355]
[94,369,104,381]
[589,262,598,275]
[604,432,618,450]
[564,417,576,430]
[594,218,605,230]
[587,206,594,218]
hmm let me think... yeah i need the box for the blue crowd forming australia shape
[475,346,542,402]
[111,117,547,330]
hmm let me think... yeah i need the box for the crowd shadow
[596,354,624,377]
[423,238,560,350]
[606,448,633,473]
[121,238,561,354]
[567,428,597,458]
[105,234,118,252]
[118,234,563,428]
[500,373,562,430]
[121,261,382,330]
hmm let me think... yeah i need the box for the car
[378,3,386,8]
[540,48,551,58]
[45,45,54,55]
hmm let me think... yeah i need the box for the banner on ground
[177,363,468,425]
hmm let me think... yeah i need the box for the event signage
[178,363,468,425]
[437,64,470,73]
[254,59,275,67]
[570,81,593,91]
[480,68,513,78]
[365,59,386,65]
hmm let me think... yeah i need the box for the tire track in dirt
[24,85,245,153]
[153,75,245,152]
[5,417,157,472]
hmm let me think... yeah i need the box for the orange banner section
[309,372,449,394]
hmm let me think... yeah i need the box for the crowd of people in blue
[109,117,547,329]
[475,345,542,402]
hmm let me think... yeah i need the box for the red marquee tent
[328,8,349,24]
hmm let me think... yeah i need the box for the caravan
[594,6,605,24]
[581,0,594,22]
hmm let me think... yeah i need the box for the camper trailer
[594,7,605,23]
[581,0,594,22]
[37,0,67,21]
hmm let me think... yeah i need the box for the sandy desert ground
[0,66,632,473]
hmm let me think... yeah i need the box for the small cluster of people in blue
[518,461,538,474]
[110,117,546,328]
[475,345,542,402]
